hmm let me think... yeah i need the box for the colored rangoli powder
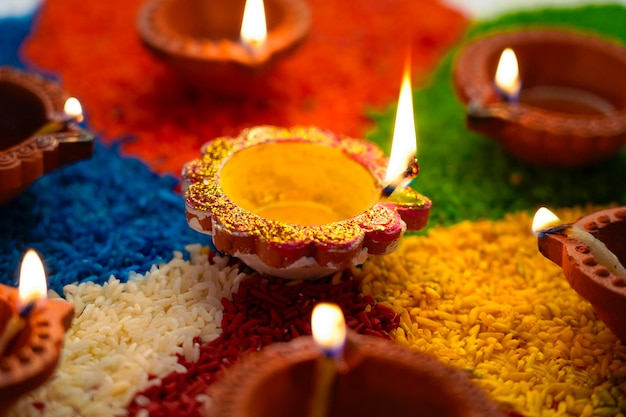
[7,245,247,417]
[356,207,626,417]
[127,267,399,417]
[22,0,467,175]
[6,207,626,417]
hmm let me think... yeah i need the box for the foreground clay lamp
[533,206,626,342]
[0,250,74,415]
[205,303,501,417]
[453,29,626,167]
[182,125,430,279]
[137,0,311,94]
[0,67,94,204]
[183,62,430,279]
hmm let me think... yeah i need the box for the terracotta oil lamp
[137,0,311,95]
[182,62,430,279]
[205,303,501,417]
[0,250,74,415]
[533,206,626,342]
[453,29,626,167]
[0,67,94,204]
[182,125,431,279]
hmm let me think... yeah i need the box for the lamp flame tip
[311,302,346,358]
[18,249,47,309]
[532,207,563,236]
[495,47,521,102]
[64,97,83,122]
[240,0,267,48]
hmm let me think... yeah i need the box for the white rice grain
[9,245,250,417]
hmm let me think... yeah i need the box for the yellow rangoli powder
[356,207,626,417]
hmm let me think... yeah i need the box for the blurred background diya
[0,67,93,204]
[137,0,311,95]
[453,29,626,167]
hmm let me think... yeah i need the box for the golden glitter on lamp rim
[182,126,431,280]
[204,332,502,417]
[0,67,94,204]
[537,206,626,342]
[136,0,311,95]
[0,285,74,415]
[453,29,626,167]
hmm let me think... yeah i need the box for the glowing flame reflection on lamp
[240,0,267,47]
[384,59,418,187]
[311,302,346,358]
[18,249,47,308]
[495,48,521,101]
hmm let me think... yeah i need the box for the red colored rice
[127,269,399,416]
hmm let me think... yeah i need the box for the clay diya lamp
[182,125,431,280]
[205,303,501,417]
[137,0,311,95]
[0,250,74,415]
[0,67,94,204]
[533,206,626,342]
[453,29,626,167]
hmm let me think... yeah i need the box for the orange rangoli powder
[23,0,467,175]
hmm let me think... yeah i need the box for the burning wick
[466,48,520,118]
[494,47,521,103]
[0,249,47,357]
[309,302,347,417]
[34,97,84,136]
[240,0,267,53]
[381,54,419,198]
[532,207,626,277]
[381,156,419,198]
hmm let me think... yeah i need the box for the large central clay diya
[183,60,430,279]
[182,126,431,279]
[205,303,501,417]
[137,0,311,94]
[0,250,74,415]
[453,29,626,167]
[0,67,94,204]
[533,206,626,342]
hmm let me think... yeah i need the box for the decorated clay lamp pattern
[532,206,626,342]
[0,250,74,415]
[205,302,502,417]
[453,29,626,167]
[137,0,311,95]
[182,125,431,279]
[182,61,430,279]
[0,67,94,204]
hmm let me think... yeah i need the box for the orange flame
[18,249,47,306]
[384,57,417,185]
[311,302,346,355]
[495,48,521,100]
[531,207,562,236]
[240,0,267,47]
[64,97,83,122]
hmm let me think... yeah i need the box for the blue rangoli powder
[0,14,36,68]
[0,13,210,295]
[0,140,211,295]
